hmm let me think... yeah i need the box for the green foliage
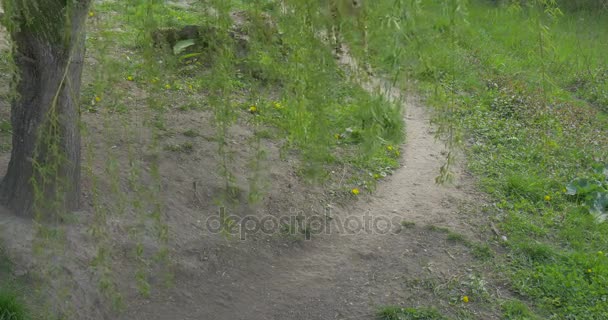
[501,300,539,320]
[377,306,449,320]
[565,165,608,223]
[446,231,467,244]
[401,221,416,228]
[0,289,28,320]
[0,120,10,134]
[556,0,608,12]
[471,243,494,260]
[511,250,608,318]
[569,68,608,113]
[173,39,196,55]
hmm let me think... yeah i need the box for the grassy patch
[363,0,608,318]
[0,248,29,320]
[0,290,28,320]
[400,221,416,229]
[164,142,194,153]
[446,231,467,244]
[470,243,494,261]
[501,300,539,320]
[182,129,198,137]
[86,0,405,196]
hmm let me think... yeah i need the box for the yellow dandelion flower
[94,96,101,103]
[544,195,551,202]
[351,188,360,195]
[387,145,394,151]
[165,84,172,90]
[88,11,95,17]
[249,105,258,114]
[462,296,469,303]
[127,75,134,81]
[587,268,593,273]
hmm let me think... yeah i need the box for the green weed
[165,142,194,153]
[0,290,28,320]
[0,119,11,134]
[401,221,416,228]
[0,249,28,320]
[501,300,539,320]
[470,243,494,261]
[446,232,468,244]
[182,129,198,137]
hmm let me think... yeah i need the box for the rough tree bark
[0,0,91,217]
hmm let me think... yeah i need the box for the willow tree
[0,0,91,216]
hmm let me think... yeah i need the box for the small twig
[444,249,456,260]
[190,222,205,232]
[192,181,204,207]
[489,221,501,237]
[337,165,347,189]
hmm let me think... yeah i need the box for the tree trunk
[0,1,90,217]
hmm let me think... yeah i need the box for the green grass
[470,243,494,261]
[0,248,28,320]
[363,0,608,318]
[446,231,467,244]
[0,290,28,320]
[86,0,405,195]
[164,142,194,153]
[401,221,416,228]
[501,300,539,320]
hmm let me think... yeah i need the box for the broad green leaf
[587,192,608,224]
[173,39,196,55]
[565,178,603,196]
[592,192,608,212]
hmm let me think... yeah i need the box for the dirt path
[116,82,489,319]
[0,79,492,320]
